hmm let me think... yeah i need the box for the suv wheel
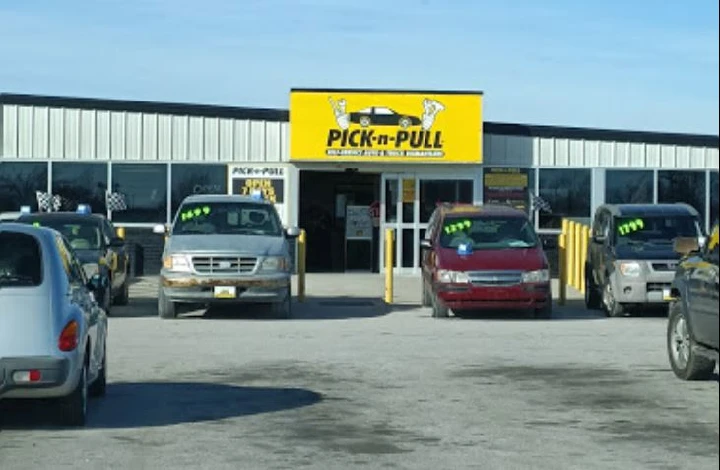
[667,300,716,380]
[602,277,625,317]
[584,265,601,310]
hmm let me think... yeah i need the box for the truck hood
[166,234,287,256]
[614,242,682,261]
[437,246,547,272]
[0,289,53,357]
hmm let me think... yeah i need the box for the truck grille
[190,256,257,274]
[651,262,678,272]
[468,270,523,286]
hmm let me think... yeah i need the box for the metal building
[1,91,718,275]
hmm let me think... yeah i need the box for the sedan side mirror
[285,226,301,239]
[420,239,433,249]
[153,224,168,235]
[674,237,700,256]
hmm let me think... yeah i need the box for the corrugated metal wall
[3,103,718,170]
[483,134,719,169]
[1,104,288,163]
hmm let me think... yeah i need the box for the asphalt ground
[1,275,718,470]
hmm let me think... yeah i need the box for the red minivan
[420,203,552,319]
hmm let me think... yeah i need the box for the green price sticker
[180,205,211,222]
[443,219,472,235]
[32,222,41,227]
[618,218,645,235]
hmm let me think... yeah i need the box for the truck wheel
[584,266,601,310]
[158,289,177,319]
[667,300,716,380]
[114,277,130,306]
[273,285,292,319]
[431,294,449,318]
[59,360,88,427]
[421,280,431,307]
[602,277,625,317]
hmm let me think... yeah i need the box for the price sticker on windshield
[180,205,211,222]
[443,219,472,235]
[618,218,645,235]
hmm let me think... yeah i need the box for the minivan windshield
[0,232,43,287]
[613,215,702,246]
[172,201,283,236]
[439,215,539,250]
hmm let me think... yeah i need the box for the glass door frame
[379,171,480,276]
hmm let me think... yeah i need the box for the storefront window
[0,162,48,212]
[171,164,228,216]
[384,178,398,223]
[110,163,168,223]
[483,168,534,214]
[538,169,592,229]
[605,170,653,204]
[710,171,718,228]
[419,180,473,223]
[51,163,108,214]
[657,170,705,222]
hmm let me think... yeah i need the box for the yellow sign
[289,89,482,164]
[402,179,416,203]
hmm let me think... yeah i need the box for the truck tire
[273,285,292,319]
[667,300,716,381]
[158,289,177,319]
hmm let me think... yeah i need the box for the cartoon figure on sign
[328,97,350,130]
[421,98,445,131]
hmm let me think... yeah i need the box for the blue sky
[1,0,718,134]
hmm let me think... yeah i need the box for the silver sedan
[0,223,108,426]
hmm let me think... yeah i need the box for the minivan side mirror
[674,237,700,256]
[285,226,301,239]
[153,224,168,235]
[420,239,433,249]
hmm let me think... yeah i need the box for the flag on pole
[531,194,552,213]
[106,191,127,212]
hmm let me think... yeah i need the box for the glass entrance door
[380,173,476,275]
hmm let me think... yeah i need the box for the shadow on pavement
[0,382,322,430]
[449,299,607,321]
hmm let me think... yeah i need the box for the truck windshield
[17,217,103,251]
[613,215,702,245]
[172,201,282,236]
[439,215,539,250]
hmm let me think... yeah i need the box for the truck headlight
[259,256,287,272]
[522,269,550,283]
[617,261,642,277]
[163,254,192,273]
[436,270,470,283]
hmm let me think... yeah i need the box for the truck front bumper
[160,273,290,304]
[611,271,675,305]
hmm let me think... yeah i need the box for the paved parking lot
[1,275,718,470]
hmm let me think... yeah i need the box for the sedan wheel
[59,361,88,427]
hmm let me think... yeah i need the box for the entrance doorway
[299,170,380,273]
[380,174,475,275]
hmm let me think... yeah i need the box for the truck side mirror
[153,224,167,235]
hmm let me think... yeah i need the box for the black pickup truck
[667,223,719,381]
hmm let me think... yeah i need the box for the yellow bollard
[567,221,576,289]
[297,229,306,303]
[384,228,394,304]
[579,225,590,294]
[558,233,567,306]
[573,222,583,291]
[116,227,125,239]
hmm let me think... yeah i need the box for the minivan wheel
[602,277,625,317]
[667,300,716,381]
[431,294,449,318]
[534,301,552,320]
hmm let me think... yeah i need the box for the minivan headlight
[522,269,549,283]
[436,270,470,284]
[260,256,288,272]
[163,254,192,273]
[617,261,642,277]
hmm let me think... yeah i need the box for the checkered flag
[35,191,52,212]
[106,191,127,212]
[51,195,62,212]
[531,194,552,213]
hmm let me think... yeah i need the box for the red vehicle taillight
[58,320,79,352]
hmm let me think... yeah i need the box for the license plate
[214,286,236,299]
[662,288,673,301]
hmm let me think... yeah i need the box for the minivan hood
[0,289,53,357]
[166,234,287,256]
[437,246,546,272]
